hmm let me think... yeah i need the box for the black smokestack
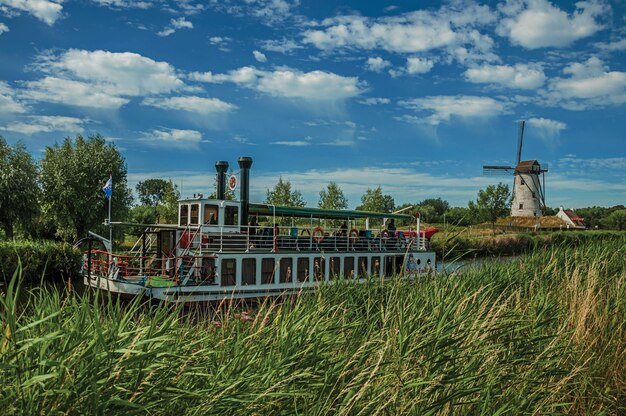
[238,156,253,226]
[215,160,229,200]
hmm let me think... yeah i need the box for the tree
[318,182,348,211]
[468,183,511,233]
[444,207,474,226]
[603,209,626,230]
[417,198,450,223]
[135,178,180,223]
[41,134,132,241]
[357,186,395,213]
[265,177,306,208]
[0,137,39,239]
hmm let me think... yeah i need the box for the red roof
[564,209,585,226]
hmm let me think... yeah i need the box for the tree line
[2,134,625,242]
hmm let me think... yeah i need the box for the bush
[0,240,81,283]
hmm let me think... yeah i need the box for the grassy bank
[1,237,625,414]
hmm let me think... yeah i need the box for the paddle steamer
[82,157,437,302]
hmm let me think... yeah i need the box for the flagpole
[108,192,112,251]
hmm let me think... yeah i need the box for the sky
[1,0,625,209]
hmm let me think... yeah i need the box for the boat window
[297,258,309,282]
[344,257,355,279]
[280,258,292,283]
[384,256,394,277]
[180,204,189,226]
[190,203,200,225]
[261,258,275,284]
[221,259,236,286]
[225,206,238,226]
[204,204,218,225]
[330,257,340,280]
[242,258,256,285]
[358,257,368,278]
[314,257,325,281]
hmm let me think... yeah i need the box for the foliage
[1,238,625,414]
[0,240,81,283]
[357,186,394,213]
[40,134,132,241]
[415,197,449,223]
[318,181,348,211]
[603,209,626,230]
[208,168,236,201]
[265,177,306,208]
[0,138,40,239]
[443,206,474,226]
[135,178,180,223]
[128,206,158,237]
[468,183,511,232]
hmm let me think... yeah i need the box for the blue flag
[102,176,112,199]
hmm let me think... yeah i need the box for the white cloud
[0,115,86,135]
[0,0,63,25]
[464,63,546,89]
[365,57,391,73]
[208,0,298,25]
[302,4,497,62]
[557,156,626,171]
[358,97,390,105]
[142,95,237,114]
[259,38,302,54]
[140,128,203,147]
[209,36,231,45]
[271,139,312,146]
[405,56,435,74]
[527,117,566,139]
[595,38,626,51]
[497,0,609,49]
[399,95,508,125]
[253,50,267,62]
[0,22,8,34]
[190,66,364,101]
[91,0,151,9]
[158,17,193,37]
[22,49,184,109]
[0,81,27,113]
[545,57,626,109]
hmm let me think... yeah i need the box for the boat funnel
[215,160,229,200]
[238,157,253,226]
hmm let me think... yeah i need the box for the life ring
[312,227,324,243]
[301,228,311,236]
[349,228,359,244]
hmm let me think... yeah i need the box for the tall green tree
[416,198,450,223]
[135,178,180,223]
[357,186,395,213]
[41,134,132,241]
[0,138,39,239]
[468,183,511,233]
[318,182,348,211]
[603,209,626,230]
[265,177,306,208]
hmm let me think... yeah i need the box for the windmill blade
[483,165,515,175]
[516,120,525,165]
[539,162,549,173]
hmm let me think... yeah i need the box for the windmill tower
[483,121,549,217]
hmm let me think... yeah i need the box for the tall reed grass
[1,237,625,415]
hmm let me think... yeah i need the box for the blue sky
[1,0,625,209]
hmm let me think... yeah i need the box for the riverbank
[1,238,624,414]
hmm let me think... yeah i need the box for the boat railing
[84,249,216,284]
[190,224,425,253]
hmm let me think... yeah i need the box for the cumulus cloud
[595,38,626,51]
[389,56,435,77]
[0,0,63,25]
[544,57,626,109]
[0,81,27,113]
[464,63,546,89]
[302,4,497,62]
[158,17,193,37]
[497,0,609,49]
[189,66,364,101]
[142,95,237,114]
[527,117,566,139]
[208,0,299,25]
[91,0,151,9]
[21,49,185,109]
[259,38,302,54]
[0,115,86,135]
[0,22,8,34]
[253,50,268,62]
[399,95,508,125]
[365,57,391,73]
[358,97,390,105]
[140,128,204,147]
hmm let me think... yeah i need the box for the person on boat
[387,219,396,235]
[339,221,348,237]
[207,213,217,225]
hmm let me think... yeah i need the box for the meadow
[1,235,625,415]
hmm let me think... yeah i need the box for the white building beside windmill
[483,121,549,218]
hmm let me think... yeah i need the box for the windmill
[483,121,549,217]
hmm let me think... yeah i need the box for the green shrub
[0,240,81,283]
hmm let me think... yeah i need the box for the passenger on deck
[339,221,348,237]
[207,213,217,225]
[248,216,258,236]
[387,219,396,235]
